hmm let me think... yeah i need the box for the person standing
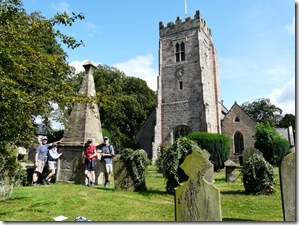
[97,136,114,188]
[32,136,62,186]
[43,143,62,185]
[83,138,97,187]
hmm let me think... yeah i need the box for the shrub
[154,143,169,174]
[115,148,150,191]
[162,137,202,195]
[0,144,22,200]
[254,123,290,166]
[186,132,230,171]
[241,153,275,195]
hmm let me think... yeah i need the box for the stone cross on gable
[175,150,222,221]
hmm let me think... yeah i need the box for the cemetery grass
[0,165,283,221]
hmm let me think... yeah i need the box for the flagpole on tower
[185,0,188,18]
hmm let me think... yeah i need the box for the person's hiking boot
[104,181,110,188]
[43,179,50,185]
[89,181,95,188]
[32,182,40,187]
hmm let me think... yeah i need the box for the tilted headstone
[175,150,222,221]
[279,151,295,221]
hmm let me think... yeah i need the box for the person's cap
[87,138,93,142]
[103,136,109,140]
[42,136,48,140]
[52,143,57,146]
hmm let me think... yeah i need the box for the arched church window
[234,131,244,154]
[173,125,192,142]
[175,42,185,62]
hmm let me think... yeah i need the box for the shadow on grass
[223,218,256,221]
[95,186,169,196]
[137,189,169,196]
[220,190,245,195]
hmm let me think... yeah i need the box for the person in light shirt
[43,143,62,185]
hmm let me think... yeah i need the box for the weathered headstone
[113,160,135,191]
[242,147,263,164]
[175,150,222,221]
[201,149,214,183]
[113,150,147,191]
[224,159,236,182]
[279,151,295,221]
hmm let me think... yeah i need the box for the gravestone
[175,150,222,221]
[113,160,135,191]
[242,147,263,164]
[201,150,214,183]
[279,151,295,221]
[224,159,236,182]
[113,151,147,191]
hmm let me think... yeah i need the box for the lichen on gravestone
[174,150,222,221]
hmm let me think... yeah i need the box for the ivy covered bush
[241,153,275,195]
[160,137,202,195]
[254,122,290,166]
[114,148,150,191]
[186,132,230,171]
[0,144,22,200]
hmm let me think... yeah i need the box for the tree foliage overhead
[0,0,86,151]
[241,98,282,127]
[70,64,157,148]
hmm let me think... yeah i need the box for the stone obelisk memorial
[57,61,104,184]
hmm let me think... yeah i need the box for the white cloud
[113,54,158,91]
[69,57,158,92]
[265,77,295,115]
[51,1,72,14]
[286,16,295,35]
[85,22,101,38]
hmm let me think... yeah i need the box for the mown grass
[0,165,283,221]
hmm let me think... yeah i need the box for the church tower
[152,10,222,161]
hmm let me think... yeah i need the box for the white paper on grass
[53,215,68,221]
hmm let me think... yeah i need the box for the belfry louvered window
[175,42,185,62]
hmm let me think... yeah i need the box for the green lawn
[0,165,283,221]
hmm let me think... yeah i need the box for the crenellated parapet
[159,10,212,38]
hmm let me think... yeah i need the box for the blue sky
[23,0,295,115]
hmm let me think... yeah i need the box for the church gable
[221,102,256,162]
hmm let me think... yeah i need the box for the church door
[234,131,244,154]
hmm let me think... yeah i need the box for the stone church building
[136,10,294,163]
[135,10,257,162]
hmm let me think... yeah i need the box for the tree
[278,114,295,129]
[0,0,86,151]
[254,123,289,166]
[241,98,282,126]
[70,64,157,148]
